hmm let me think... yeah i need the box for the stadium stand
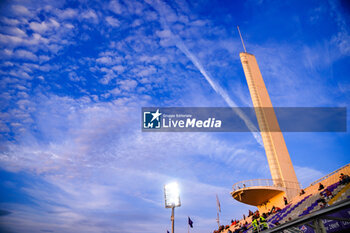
[217,164,350,233]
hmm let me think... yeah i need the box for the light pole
[171,206,175,233]
[164,182,181,233]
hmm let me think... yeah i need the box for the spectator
[300,189,305,195]
[242,223,247,231]
[344,174,350,184]
[255,211,260,218]
[317,196,327,208]
[340,173,350,185]
[318,183,324,191]
[243,214,246,220]
[283,196,288,205]
[252,216,258,233]
[271,205,276,214]
[259,215,268,231]
[324,188,332,200]
[248,210,253,217]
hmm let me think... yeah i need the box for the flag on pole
[216,194,221,212]
[188,217,193,228]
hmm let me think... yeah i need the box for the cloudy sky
[0,0,350,232]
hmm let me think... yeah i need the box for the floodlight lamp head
[164,182,181,208]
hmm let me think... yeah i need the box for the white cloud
[1,17,20,26]
[82,10,99,24]
[109,87,121,95]
[118,79,138,91]
[64,23,74,29]
[39,55,51,62]
[156,29,171,38]
[29,21,49,33]
[106,16,120,27]
[0,33,23,45]
[29,19,60,33]
[3,27,27,37]
[332,31,350,56]
[9,70,31,79]
[124,0,145,15]
[328,0,350,57]
[68,72,84,82]
[109,0,123,14]
[11,5,31,16]
[49,18,60,28]
[96,56,113,65]
[137,66,156,77]
[58,8,78,19]
[14,49,38,60]
[112,65,125,73]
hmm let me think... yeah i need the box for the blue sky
[0,0,350,232]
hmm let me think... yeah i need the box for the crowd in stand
[251,213,268,233]
[213,206,283,233]
[214,171,350,233]
[315,173,350,209]
[213,220,249,233]
[313,182,330,209]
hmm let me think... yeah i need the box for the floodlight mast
[171,206,175,233]
[164,182,181,233]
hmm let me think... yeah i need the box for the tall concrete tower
[231,28,300,211]
[240,52,299,192]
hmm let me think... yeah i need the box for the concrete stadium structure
[223,31,350,232]
[225,164,350,233]
[231,52,300,212]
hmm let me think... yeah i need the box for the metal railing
[232,179,300,192]
[265,198,350,233]
[310,163,350,186]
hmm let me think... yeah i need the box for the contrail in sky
[152,0,263,145]
[175,39,263,146]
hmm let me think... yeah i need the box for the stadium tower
[231,28,300,212]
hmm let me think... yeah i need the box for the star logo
[143,109,162,129]
[150,109,162,122]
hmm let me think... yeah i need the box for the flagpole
[217,212,220,228]
[216,194,221,228]
[188,218,189,233]
[188,217,194,232]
